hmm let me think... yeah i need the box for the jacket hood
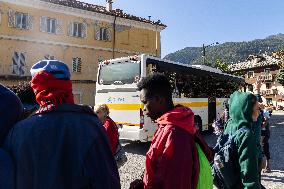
[157,105,196,134]
[226,91,254,131]
[0,85,23,144]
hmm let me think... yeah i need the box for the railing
[258,74,273,81]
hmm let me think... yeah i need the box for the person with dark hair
[3,60,120,189]
[0,84,23,189]
[8,81,38,119]
[131,73,213,189]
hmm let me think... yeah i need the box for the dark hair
[8,82,36,104]
[137,73,172,101]
[8,82,38,118]
[251,94,257,106]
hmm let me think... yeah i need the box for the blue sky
[82,0,284,57]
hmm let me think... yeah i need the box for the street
[119,112,284,189]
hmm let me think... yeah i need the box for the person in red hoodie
[131,73,213,189]
[94,104,119,155]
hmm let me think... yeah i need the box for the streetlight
[202,42,219,65]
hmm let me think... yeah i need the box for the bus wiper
[113,80,124,85]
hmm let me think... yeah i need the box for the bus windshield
[98,61,140,85]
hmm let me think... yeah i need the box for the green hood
[225,91,254,133]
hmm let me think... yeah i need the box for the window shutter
[8,9,15,27]
[72,58,77,72]
[77,58,82,72]
[82,23,87,38]
[106,28,111,41]
[40,17,47,32]
[95,28,100,40]
[55,19,63,34]
[68,22,74,36]
[27,14,33,30]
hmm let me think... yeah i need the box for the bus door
[208,97,216,131]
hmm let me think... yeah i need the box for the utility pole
[202,42,219,66]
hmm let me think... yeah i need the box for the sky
[82,0,284,57]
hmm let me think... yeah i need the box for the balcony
[257,74,273,81]
[261,89,275,96]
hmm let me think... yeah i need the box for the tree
[214,58,230,73]
[277,69,284,86]
[275,50,284,85]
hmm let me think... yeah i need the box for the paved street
[261,112,284,189]
[119,112,284,189]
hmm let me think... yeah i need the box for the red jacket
[143,106,213,189]
[104,117,119,155]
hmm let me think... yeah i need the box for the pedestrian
[213,99,229,135]
[131,73,213,189]
[94,104,127,168]
[8,81,38,118]
[3,60,120,189]
[260,104,271,173]
[94,104,119,155]
[0,84,23,189]
[253,94,266,189]
[223,91,261,189]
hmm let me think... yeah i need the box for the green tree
[215,58,230,73]
[277,69,284,85]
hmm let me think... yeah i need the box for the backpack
[212,127,249,189]
[196,143,213,189]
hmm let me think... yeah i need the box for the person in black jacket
[0,84,23,189]
[4,60,120,189]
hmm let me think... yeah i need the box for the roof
[144,55,244,82]
[41,0,166,27]
[229,54,282,72]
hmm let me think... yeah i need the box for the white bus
[95,54,244,142]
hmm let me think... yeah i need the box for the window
[15,12,28,29]
[12,52,26,76]
[40,17,56,34]
[72,57,82,72]
[247,84,254,92]
[73,23,82,37]
[98,60,140,85]
[247,71,254,78]
[264,68,271,75]
[100,28,107,40]
[69,22,86,38]
[266,98,273,105]
[96,28,111,41]
[266,83,272,89]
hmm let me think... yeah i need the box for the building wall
[243,66,284,107]
[0,0,164,105]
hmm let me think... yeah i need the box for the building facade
[0,0,166,105]
[229,54,284,108]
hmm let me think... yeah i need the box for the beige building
[229,54,284,108]
[0,0,166,105]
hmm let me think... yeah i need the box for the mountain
[164,33,284,65]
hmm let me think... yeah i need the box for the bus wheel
[194,116,202,132]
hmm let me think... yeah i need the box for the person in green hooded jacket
[224,91,261,189]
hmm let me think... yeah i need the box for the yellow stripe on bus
[107,101,208,111]
[216,102,222,106]
[107,104,143,110]
[116,122,140,126]
[175,102,208,107]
